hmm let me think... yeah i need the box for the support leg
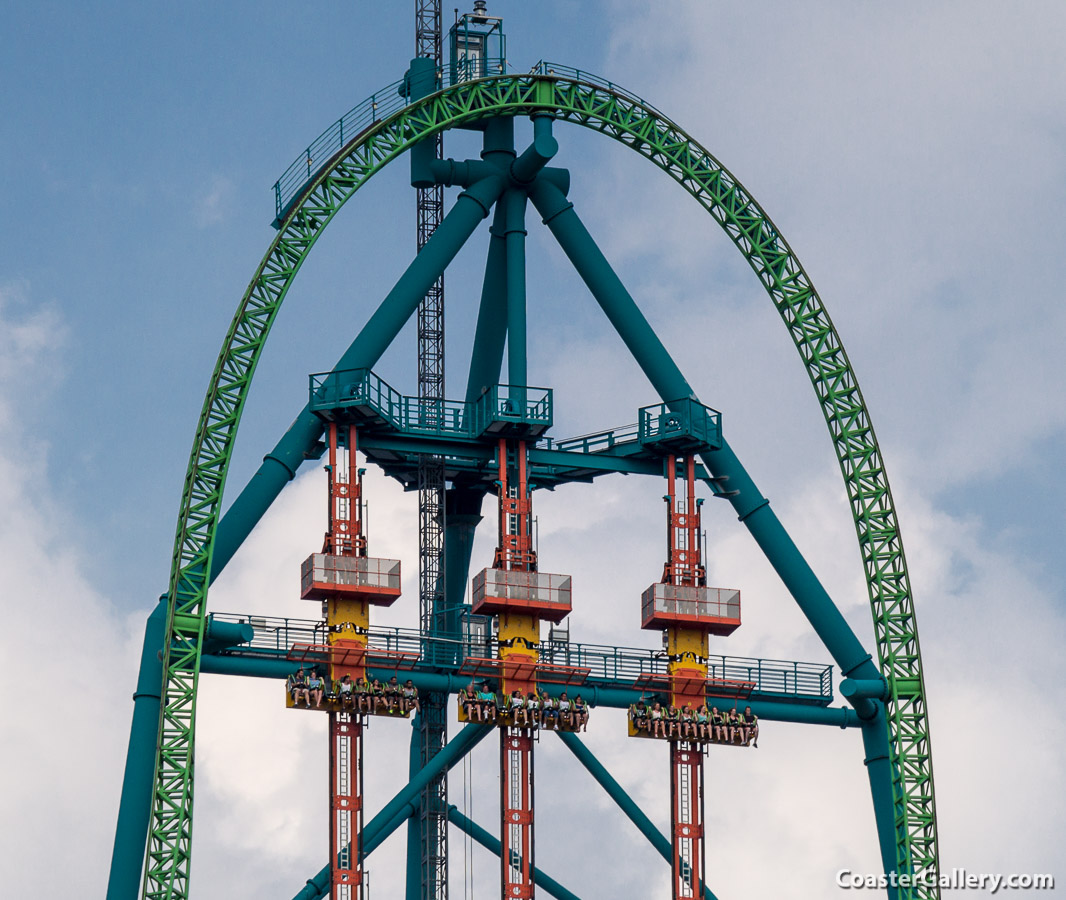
[294,724,492,900]
[330,712,363,900]
[446,806,580,900]
[670,743,705,900]
[106,599,165,900]
[501,727,535,899]
[556,732,718,900]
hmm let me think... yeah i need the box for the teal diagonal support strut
[107,599,166,900]
[212,173,507,579]
[294,723,492,900]
[528,176,898,879]
[556,731,718,900]
[527,177,882,684]
[446,806,581,900]
[465,202,509,406]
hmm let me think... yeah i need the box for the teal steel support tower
[107,7,940,899]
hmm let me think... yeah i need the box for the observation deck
[300,553,401,605]
[640,584,741,636]
[300,367,725,493]
[309,368,552,439]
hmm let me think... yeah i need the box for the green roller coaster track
[144,67,938,898]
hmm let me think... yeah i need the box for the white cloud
[194,174,236,228]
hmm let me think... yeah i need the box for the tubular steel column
[330,712,364,899]
[670,743,705,900]
[415,4,449,899]
[501,727,535,899]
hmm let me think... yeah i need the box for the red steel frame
[494,438,536,572]
[330,712,364,899]
[670,742,705,900]
[663,454,703,588]
[501,727,535,898]
[325,422,367,899]
[326,422,366,558]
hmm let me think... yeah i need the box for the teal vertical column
[464,203,508,407]
[107,598,166,900]
[503,188,528,389]
[443,487,484,651]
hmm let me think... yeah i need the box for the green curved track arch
[146,68,939,898]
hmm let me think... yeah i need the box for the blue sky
[2,2,1064,897]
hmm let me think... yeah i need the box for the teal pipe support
[201,618,254,655]
[443,487,484,643]
[212,173,507,578]
[106,598,166,900]
[556,732,718,900]
[503,188,529,389]
[465,202,509,406]
[481,117,516,169]
[407,56,440,188]
[841,679,888,720]
[861,703,904,898]
[197,654,861,726]
[405,720,422,900]
[510,115,558,185]
[293,723,492,900]
[446,805,582,900]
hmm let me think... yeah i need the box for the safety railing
[209,613,832,702]
[550,423,639,454]
[529,61,670,121]
[300,554,401,595]
[641,584,741,624]
[473,384,553,437]
[471,568,572,609]
[638,399,722,450]
[272,78,407,223]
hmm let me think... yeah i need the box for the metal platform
[208,612,834,706]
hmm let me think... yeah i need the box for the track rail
[146,68,938,898]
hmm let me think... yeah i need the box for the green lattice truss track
[145,69,939,898]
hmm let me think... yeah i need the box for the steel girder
[144,67,938,898]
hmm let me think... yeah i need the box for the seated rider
[650,702,665,738]
[631,699,648,732]
[369,678,385,714]
[695,705,710,741]
[509,690,526,726]
[541,692,558,730]
[742,706,759,748]
[385,676,401,713]
[478,684,498,723]
[336,673,355,708]
[556,692,571,730]
[356,675,373,714]
[665,704,681,740]
[710,706,726,742]
[307,667,326,709]
[573,694,589,732]
[727,708,742,744]
[459,685,477,721]
[287,666,310,707]
[680,705,694,740]
[402,679,419,713]
[526,692,541,728]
